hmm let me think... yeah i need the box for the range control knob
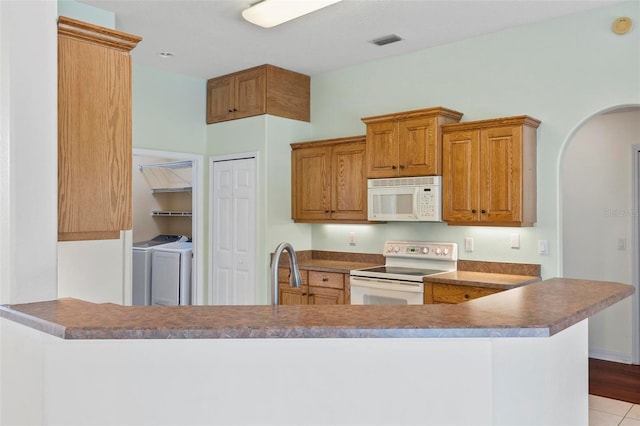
[443,248,450,255]
[422,247,429,254]
[435,248,442,255]
[394,246,400,253]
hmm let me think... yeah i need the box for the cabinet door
[234,67,266,119]
[331,141,368,221]
[366,121,398,178]
[279,285,309,305]
[398,117,439,176]
[480,125,523,224]
[442,129,480,223]
[206,76,234,123]
[292,146,331,220]
[308,286,344,305]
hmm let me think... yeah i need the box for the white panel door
[212,158,257,305]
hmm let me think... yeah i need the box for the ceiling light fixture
[158,52,174,58]
[242,0,343,28]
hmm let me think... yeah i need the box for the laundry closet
[132,155,194,306]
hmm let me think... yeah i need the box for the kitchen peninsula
[1,278,633,426]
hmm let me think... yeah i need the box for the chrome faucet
[271,242,303,305]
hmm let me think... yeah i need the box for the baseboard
[589,348,633,364]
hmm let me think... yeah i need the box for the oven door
[350,276,424,305]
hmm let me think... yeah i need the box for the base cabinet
[279,269,348,305]
[425,282,503,304]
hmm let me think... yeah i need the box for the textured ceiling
[79,0,622,79]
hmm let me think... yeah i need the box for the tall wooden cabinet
[361,107,463,178]
[57,17,141,241]
[291,136,368,223]
[206,64,310,124]
[441,116,540,227]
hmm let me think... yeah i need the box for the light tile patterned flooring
[590,395,640,426]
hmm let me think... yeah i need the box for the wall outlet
[538,240,549,255]
[618,238,627,250]
[348,231,356,245]
[464,237,474,252]
[510,233,520,249]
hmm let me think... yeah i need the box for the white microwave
[367,176,442,222]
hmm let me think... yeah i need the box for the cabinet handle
[391,165,397,170]
[472,209,477,214]
[228,109,233,113]
[330,210,336,213]
[399,165,405,169]
[324,210,330,213]
[481,210,486,214]
[322,277,328,282]
[464,294,470,299]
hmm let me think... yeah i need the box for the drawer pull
[464,294,470,299]
[322,277,328,282]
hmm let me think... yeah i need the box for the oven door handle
[350,277,423,293]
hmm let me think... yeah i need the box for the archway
[560,105,640,364]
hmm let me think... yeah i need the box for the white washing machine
[151,241,193,306]
[132,235,188,306]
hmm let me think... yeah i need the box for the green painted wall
[308,0,640,280]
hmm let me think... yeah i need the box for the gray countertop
[0,278,633,340]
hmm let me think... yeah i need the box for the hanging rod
[138,160,192,170]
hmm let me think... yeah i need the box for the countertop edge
[1,279,634,341]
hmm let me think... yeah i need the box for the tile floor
[590,395,640,426]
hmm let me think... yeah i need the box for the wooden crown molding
[58,16,141,52]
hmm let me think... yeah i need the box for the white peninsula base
[2,318,588,426]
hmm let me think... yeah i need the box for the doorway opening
[132,148,204,305]
[561,106,640,365]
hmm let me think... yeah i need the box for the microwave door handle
[413,187,420,218]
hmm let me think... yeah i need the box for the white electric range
[350,241,457,305]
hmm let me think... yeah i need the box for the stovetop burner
[356,266,446,277]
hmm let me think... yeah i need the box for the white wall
[562,109,640,362]
[0,0,58,304]
[308,1,640,281]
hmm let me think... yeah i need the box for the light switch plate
[348,231,356,245]
[464,237,474,252]
[510,233,520,249]
[538,240,549,255]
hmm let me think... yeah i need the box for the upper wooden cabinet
[441,116,541,227]
[361,107,463,178]
[291,136,368,223]
[57,17,141,241]
[206,64,310,124]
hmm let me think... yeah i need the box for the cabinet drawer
[308,271,344,289]
[432,283,501,304]
[278,267,308,286]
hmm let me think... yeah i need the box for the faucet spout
[271,242,303,305]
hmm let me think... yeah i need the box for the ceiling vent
[369,34,403,46]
